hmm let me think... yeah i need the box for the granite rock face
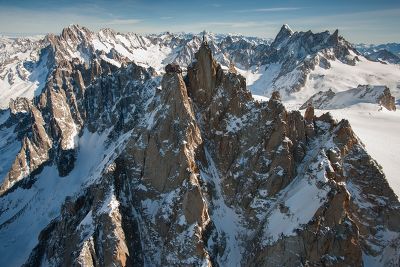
[0,32,399,267]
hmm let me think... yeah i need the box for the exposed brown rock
[187,41,219,107]
[270,90,281,101]
[378,87,396,111]
[304,104,314,122]
[165,63,182,74]
[228,61,237,74]
[0,103,52,195]
[9,97,31,114]
[333,119,358,156]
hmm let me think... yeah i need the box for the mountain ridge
[3,24,399,110]
[0,25,399,266]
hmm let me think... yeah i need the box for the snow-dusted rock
[301,85,396,111]
[0,25,399,267]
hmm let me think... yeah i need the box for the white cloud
[233,7,301,13]
[105,19,142,25]
[203,21,276,28]
[0,7,143,34]
[0,4,398,43]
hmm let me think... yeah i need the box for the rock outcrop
[165,63,182,74]
[378,86,397,111]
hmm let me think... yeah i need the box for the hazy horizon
[0,0,399,44]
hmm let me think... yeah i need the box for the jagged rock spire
[229,61,237,74]
[202,30,208,45]
[272,24,294,48]
[187,38,219,106]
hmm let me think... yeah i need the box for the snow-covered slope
[1,24,399,111]
[237,27,400,110]
[0,129,127,266]
[0,111,19,184]
[282,55,400,109]
[0,37,49,108]
[313,105,400,197]
[1,25,399,195]
[300,85,396,111]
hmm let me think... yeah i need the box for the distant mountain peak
[60,24,92,42]
[272,24,294,48]
[281,24,294,34]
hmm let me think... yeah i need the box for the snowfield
[313,104,400,198]
[288,55,400,109]
[0,40,49,109]
[240,54,400,111]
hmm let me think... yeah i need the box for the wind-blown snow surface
[313,104,400,197]
[0,128,130,266]
[301,85,390,110]
[287,56,400,109]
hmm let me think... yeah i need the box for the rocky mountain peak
[165,63,182,74]
[331,29,339,40]
[98,28,118,39]
[272,24,294,48]
[263,26,362,95]
[61,24,92,43]
[186,41,220,106]
[281,23,293,34]
[9,97,31,114]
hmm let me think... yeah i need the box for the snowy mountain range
[0,24,399,266]
[355,42,400,57]
[354,43,400,64]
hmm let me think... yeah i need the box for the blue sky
[0,0,399,43]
